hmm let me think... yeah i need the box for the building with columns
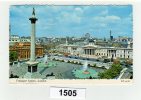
[58,38,133,60]
[9,42,43,60]
[83,47,132,59]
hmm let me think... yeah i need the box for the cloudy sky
[10,5,132,38]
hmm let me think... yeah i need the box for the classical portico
[84,48,95,55]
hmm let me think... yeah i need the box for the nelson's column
[26,8,38,73]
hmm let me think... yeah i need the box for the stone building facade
[9,42,43,60]
[58,42,133,60]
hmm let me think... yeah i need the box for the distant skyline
[10,5,132,38]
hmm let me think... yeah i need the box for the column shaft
[30,23,36,62]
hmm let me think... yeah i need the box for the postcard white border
[1,1,141,100]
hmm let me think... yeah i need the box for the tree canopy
[98,63,122,79]
[9,51,18,62]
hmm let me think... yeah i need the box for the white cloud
[99,23,107,27]
[99,9,108,15]
[74,7,83,15]
[10,5,132,38]
[93,15,121,23]
[106,15,121,20]
[58,11,82,24]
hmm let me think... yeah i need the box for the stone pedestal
[26,61,39,73]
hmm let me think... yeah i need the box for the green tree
[9,51,18,62]
[98,64,122,79]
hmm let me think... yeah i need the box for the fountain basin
[38,61,57,68]
[72,68,98,79]
[83,70,90,74]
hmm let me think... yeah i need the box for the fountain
[72,60,98,79]
[82,60,88,71]
[38,54,57,68]
[12,62,15,67]
[17,62,20,67]
[44,54,48,64]
[82,61,90,74]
